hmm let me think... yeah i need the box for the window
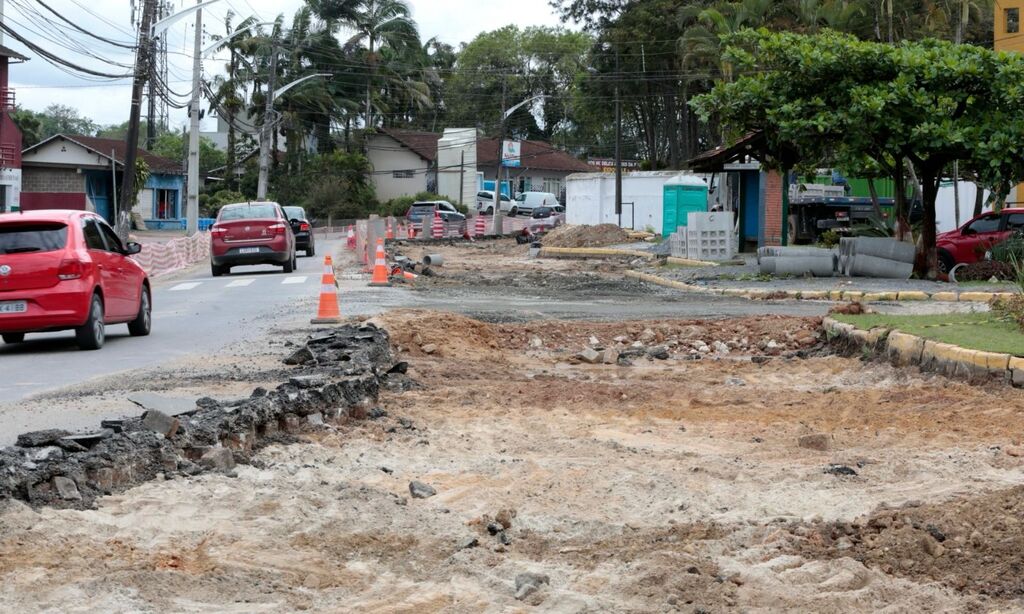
[439,202,456,212]
[392,170,415,179]
[0,223,67,254]
[1008,8,1020,33]
[965,214,1001,234]
[97,222,124,253]
[219,204,278,221]
[1006,213,1024,232]
[542,178,563,196]
[82,219,105,250]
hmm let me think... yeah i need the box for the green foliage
[200,189,247,217]
[149,132,226,174]
[817,229,841,248]
[133,160,150,201]
[270,151,377,221]
[992,234,1024,265]
[832,311,1024,356]
[382,191,464,217]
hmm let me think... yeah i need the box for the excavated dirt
[541,223,632,248]
[1,312,1023,611]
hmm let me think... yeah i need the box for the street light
[491,94,548,236]
[200,22,275,57]
[588,56,622,227]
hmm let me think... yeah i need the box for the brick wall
[22,168,83,193]
[763,170,783,247]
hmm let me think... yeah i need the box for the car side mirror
[125,242,142,255]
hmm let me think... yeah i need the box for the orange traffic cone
[311,255,342,324]
[386,220,394,240]
[368,238,392,287]
[346,225,355,250]
[475,214,486,237]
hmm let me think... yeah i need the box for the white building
[565,171,721,231]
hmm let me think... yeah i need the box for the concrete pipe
[851,238,915,263]
[772,256,836,277]
[759,256,777,275]
[848,254,914,279]
[422,254,444,267]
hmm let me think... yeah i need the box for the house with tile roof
[20,134,185,225]
[365,128,594,205]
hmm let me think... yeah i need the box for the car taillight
[57,258,85,281]
[299,222,310,232]
[211,225,227,237]
[269,223,287,235]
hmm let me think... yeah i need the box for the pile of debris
[0,324,400,509]
[541,224,631,248]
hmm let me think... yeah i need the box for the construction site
[0,227,1021,613]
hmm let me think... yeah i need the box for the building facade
[0,45,27,213]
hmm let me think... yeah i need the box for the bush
[992,295,1024,332]
[992,234,1024,264]
[953,260,1016,282]
[818,229,840,248]
[381,191,466,217]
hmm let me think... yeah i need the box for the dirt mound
[791,485,1024,597]
[542,224,631,248]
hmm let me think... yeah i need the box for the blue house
[21,134,185,228]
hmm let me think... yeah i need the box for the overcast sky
[7,0,569,130]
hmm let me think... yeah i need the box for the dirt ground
[2,306,1024,612]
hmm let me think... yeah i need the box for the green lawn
[832,312,1024,356]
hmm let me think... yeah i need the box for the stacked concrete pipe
[757,246,837,277]
[839,237,914,279]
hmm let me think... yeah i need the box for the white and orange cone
[311,255,343,324]
[346,225,355,250]
[431,210,444,239]
[475,214,487,237]
[368,238,392,287]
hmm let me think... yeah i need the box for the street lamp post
[491,93,548,236]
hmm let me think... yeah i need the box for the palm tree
[342,0,420,130]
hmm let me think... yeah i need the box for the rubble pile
[541,224,631,248]
[0,324,398,509]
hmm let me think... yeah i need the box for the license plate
[238,247,260,254]
[0,301,27,314]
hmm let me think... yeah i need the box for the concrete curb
[666,256,720,267]
[539,247,657,261]
[629,269,1019,304]
[823,316,1023,387]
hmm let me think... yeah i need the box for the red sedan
[210,202,296,276]
[936,208,1024,273]
[0,210,151,350]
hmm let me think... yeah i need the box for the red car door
[96,220,138,319]
[948,213,1004,264]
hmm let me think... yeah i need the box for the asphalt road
[0,238,343,402]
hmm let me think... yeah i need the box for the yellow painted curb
[930,292,958,302]
[959,291,995,303]
[896,291,929,301]
[666,256,719,267]
[540,247,655,260]
[800,290,829,300]
[970,350,1012,371]
[862,291,898,302]
[829,290,844,301]
[842,291,864,302]
[624,270,702,292]
[887,331,925,365]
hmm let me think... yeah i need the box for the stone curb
[539,247,658,261]
[822,316,1023,388]
[628,269,1018,304]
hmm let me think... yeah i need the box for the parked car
[475,191,513,214]
[282,205,315,258]
[210,202,296,277]
[405,201,466,225]
[0,210,150,350]
[936,208,1024,274]
[531,206,555,219]
[511,191,559,217]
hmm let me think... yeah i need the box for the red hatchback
[936,208,1024,273]
[0,210,151,350]
[210,202,296,276]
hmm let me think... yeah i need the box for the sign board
[587,157,641,172]
[502,141,521,167]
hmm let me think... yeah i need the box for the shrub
[818,229,840,248]
[953,260,1016,282]
[992,234,1024,264]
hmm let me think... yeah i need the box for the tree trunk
[973,182,984,218]
[893,167,907,238]
[226,49,237,191]
[666,92,679,170]
[952,161,960,228]
[867,177,883,219]
[918,172,939,279]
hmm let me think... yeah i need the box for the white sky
[7,0,568,129]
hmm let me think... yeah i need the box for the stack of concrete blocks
[758,246,837,277]
[685,212,736,261]
[838,237,914,279]
[668,227,687,258]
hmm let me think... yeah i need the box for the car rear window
[283,207,305,220]
[409,205,435,215]
[0,223,68,254]
[220,204,279,221]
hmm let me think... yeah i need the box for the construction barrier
[129,232,210,278]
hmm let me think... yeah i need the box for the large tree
[693,29,1024,277]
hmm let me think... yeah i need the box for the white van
[511,191,559,217]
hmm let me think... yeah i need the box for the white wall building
[565,171,720,231]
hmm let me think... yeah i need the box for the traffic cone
[475,214,486,237]
[368,238,392,287]
[408,224,416,239]
[431,211,444,239]
[386,219,394,240]
[346,225,355,250]
[311,255,342,324]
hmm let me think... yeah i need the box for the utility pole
[119,0,157,241]
[185,0,203,235]
[256,42,278,201]
[491,79,506,236]
[614,49,622,226]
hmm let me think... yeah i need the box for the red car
[936,208,1024,273]
[0,210,151,350]
[210,202,296,276]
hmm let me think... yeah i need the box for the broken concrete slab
[16,429,71,448]
[409,480,437,499]
[58,430,114,451]
[128,392,197,416]
[283,346,315,365]
[141,410,181,438]
[577,347,601,364]
[199,447,236,472]
[51,476,81,501]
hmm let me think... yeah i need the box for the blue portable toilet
[662,175,709,236]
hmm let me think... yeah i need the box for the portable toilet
[662,174,709,236]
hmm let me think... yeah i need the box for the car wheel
[306,243,315,257]
[509,207,518,217]
[75,294,105,351]
[127,286,151,337]
[486,207,494,215]
[211,263,225,277]
[937,250,955,275]
[2,333,25,344]
[283,253,295,273]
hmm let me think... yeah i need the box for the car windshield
[0,222,68,254]
[515,194,526,202]
[282,207,305,220]
[220,204,278,221]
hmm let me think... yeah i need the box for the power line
[32,0,137,49]
[0,22,133,79]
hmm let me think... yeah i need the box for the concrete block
[970,351,1011,372]
[199,447,236,472]
[886,331,924,366]
[141,409,180,438]
[1012,369,1024,388]
[800,290,828,300]
[842,291,864,302]
[52,476,81,501]
[862,292,898,302]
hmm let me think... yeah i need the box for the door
[952,213,1004,263]
[82,218,116,319]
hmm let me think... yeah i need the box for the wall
[566,172,712,231]
[365,134,430,203]
[995,1,1024,53]
[22,167,84,193]
[436,128,477,207]
[759,170,784,247]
